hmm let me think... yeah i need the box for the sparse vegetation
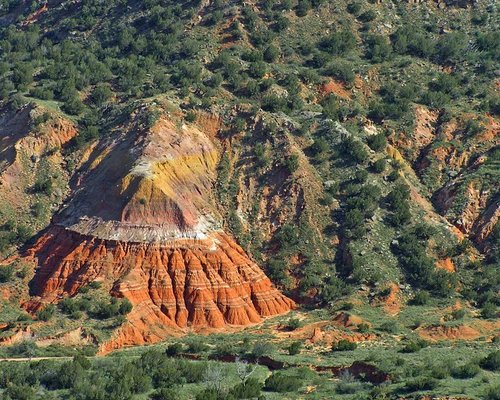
[0,1,498,398]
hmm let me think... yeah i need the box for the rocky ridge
[24,108,294,350]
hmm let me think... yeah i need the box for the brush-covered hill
[0,0,498,398]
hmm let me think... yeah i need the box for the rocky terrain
[19,107,295,351]
[0,0,498,399]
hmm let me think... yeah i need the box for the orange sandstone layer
[27,226,294,339]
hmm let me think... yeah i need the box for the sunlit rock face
[26,113,294,351]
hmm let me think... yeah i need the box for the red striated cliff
[25,107,294,350]
[28,227,293,328]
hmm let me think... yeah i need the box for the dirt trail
[0,356,74,362]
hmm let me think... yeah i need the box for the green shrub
[451,309,466,320]
[70,310,82,319]
[88,281,102,289]
[264,44,280,63]
[288,341,302,355]
[186,338,209,353]
[273,15,290,32]
[8,340,39,358]
[336,379,365,394]
[165,342,183,357]
[37,304,55,322]
[151,388,177,400]
[33,178,53,195]
[332,340,357,351]
[481,302,498,319]
[90,84,112,105]
[296,0,312,17]
[431,364,450,379]
[404,376,437,391]
[264,372,302,392]
[213,342,236,357]
[0,264,14,282]
[342,137,369,164]
[62,96,85,115]
[119,299,133,315]
[372,158,386,173]
[319,30,356,56]
[451,362,480,379]
[400,339,428,353]
[378,321,399,334]
[185,110,197,122]
[480,351,500,372]
[73,125,100,148]
[207,10,223,25]
[358,9,376,22]
[59,297,83,315]
[230,377,263,399]
[347,2,361,15]
[12,62,34,88]
[354,169,368,183]
[252,341,275,358]
[88,297,131,319]
[365,34,392,62]
[391,26,436,59]
[285,154,299,173]
[421,90,450,109]
[357,323,370,333]
[3,384,37,400]
[484,384,500,400]
[323,60,355,84]
[411,291,430,306]
[195,389,218,400]
[73,354,91,370]
[17,313,31,322]
[286,318,302,331]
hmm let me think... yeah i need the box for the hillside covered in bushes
[0,0,498,399]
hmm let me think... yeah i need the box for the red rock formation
[28,227,293,327]
[28,226,294,352]
[25,109,294,350]
[389,105,499,246]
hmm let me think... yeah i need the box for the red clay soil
[332,312,369,329]
[308,326,375,346]
[435,257,456,272]
[318,79,351,100]
[371,283,402,316]
[417,325,482,341]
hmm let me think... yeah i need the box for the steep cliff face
[28,227,293,352]
[25,107,294,350]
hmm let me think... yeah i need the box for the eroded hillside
[0,0,498,397]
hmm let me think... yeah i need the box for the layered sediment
[26,109,294,349]
[29,227,293,328]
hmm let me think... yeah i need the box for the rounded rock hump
[26,111,294,350]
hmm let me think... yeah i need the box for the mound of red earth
[24,110,294,352]
[417,324,482,341]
